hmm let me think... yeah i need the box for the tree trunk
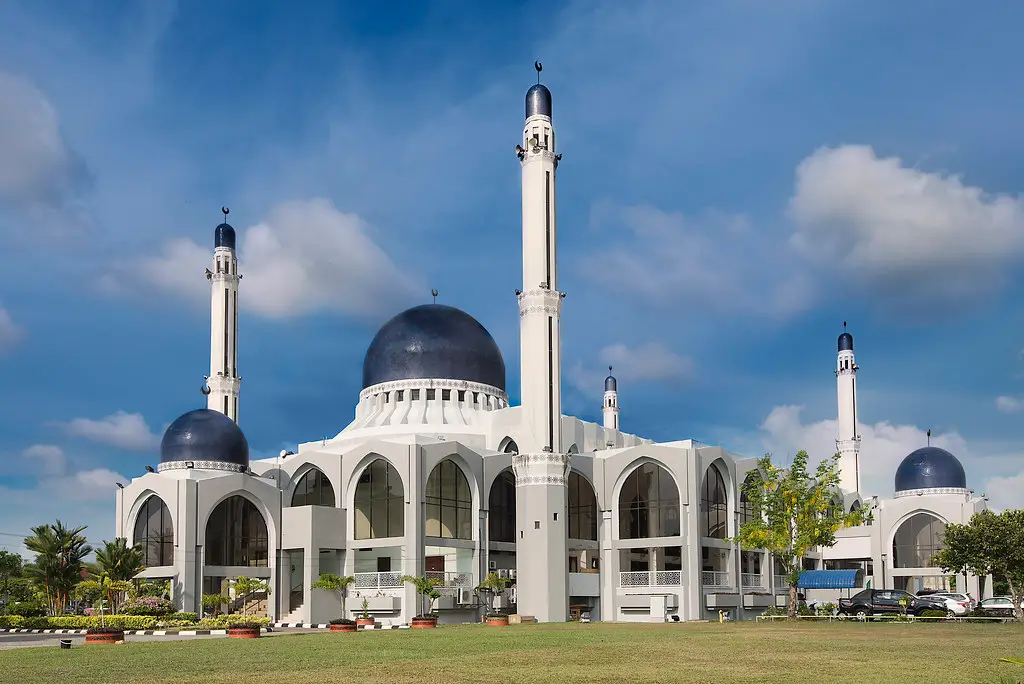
[1008,578,1024,625]
[788,583,798,618]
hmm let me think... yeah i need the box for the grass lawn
[6,621,1024,684]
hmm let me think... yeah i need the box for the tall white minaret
[603,366,619,430]
[203,207,241,423]
[512,62,569,623]
[835,322,860,493]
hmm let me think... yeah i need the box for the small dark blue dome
[215,222,236,250]
[838,332,854,352]
[605,371,617,392]
[894,446,967,492]
[159,409,248,471]
[362,304,505,391]
[526,83,552,119]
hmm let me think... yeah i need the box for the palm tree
[311,573,356,619]
[93,538,145,581]
[24,520,92,616]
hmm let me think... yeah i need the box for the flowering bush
[120,597,175,616]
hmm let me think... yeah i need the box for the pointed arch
[134,495,173,567]
[488,468,516,543]
[205,495,268,567]
[892,512,947,568]
[354,458,405,539]
[617,462,680,539]
[425,459,473,539]
[739,471,761,525]
[568,471,597,540]
[291,467,336,507]
[700,463,728,539]
[499,437,519,454]
[850,499,862,514]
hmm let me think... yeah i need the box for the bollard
[719,610,724,624]
[59,639,72,649]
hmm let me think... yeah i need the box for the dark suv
[837,589,940,618]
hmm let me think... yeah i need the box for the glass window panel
[425,503,441,537]
[354,503,370,539]
[388,496,404,537]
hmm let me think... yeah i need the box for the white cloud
[756,404,968,499]
[579,203,813,318]
[100,197,419,320]
[61,411,161,451]
[0,303,25,352]
[789,145,1024,311]
[22,444,67,476]
[981,472,1024,512]
[995,396,1023,414]
[568,341,692,395]
[0,71,89,232]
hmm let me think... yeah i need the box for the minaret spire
[205,207,242,423]
[603,366,619,430]
[512,63,568,623]
[835,322,860,492]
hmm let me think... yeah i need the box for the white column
[206,241,241,422]
[835,329,861,493]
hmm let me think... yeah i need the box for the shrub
[329,618,356,625]
[7,600,46,617]
[46,615,158,630]
[0,615,24,629]
[918,609,948,619]
[120,597,175,616]
[169,612,198,622]
[86,627,124,635]
[196,615,270,629]
[815,602,837,616]
[762,606,786,617]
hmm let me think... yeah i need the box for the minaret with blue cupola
[835,322,860,493]
[203,207,241,423]
[603,367,619,430]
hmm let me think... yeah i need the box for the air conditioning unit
[488,560,497,570]
[457,588,473,604]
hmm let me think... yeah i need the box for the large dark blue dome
[894,446,967,493]
[158,409,249,472]
[526,83,552,118]
[362,304,506,391]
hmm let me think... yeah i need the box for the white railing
[425,571,474,597]
[618,570,684,587]
[702,571,734,588]
[741,573,764,589]
[774,575,789,592]
[354,571,403,590]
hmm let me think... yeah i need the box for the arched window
[850,500,862,514]
[134,496,173,567]
[488,469,516,543]
[568,472,598,541]
[354,458,404,539]
[205,495,268,567]
[425,460,473,539]
[893,513,946,568]
[291,468,336,507]
[701,464,728,539]
[618,463,680,539]
[501,438,518,454]
[739,472,760,525]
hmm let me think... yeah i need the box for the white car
[931,592,975,613]
[923,593,969,616]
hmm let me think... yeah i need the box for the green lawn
[6,621,1024,684]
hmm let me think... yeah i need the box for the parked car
[929,592,974,614]
[974,596,1023,619]
[837,589,941,618]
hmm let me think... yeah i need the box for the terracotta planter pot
[86,631,124,645]
[486,615,509,627]
[227,627,261,639]
[330,623,357,633]
[411,617,437,629]
[355,618,376,627]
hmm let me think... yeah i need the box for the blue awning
[798,569,863,589]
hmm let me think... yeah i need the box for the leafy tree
[934,509,1024,624]
[402,574,442,618]
[74,574,134,619]
[23,520,92,615]
[93,538,145,581]
[202,592,226,617]
[477,572,511,615]
[311,573,355,619]
[233,576,271,617]
[0,550,23,615]
[735,452,871,618]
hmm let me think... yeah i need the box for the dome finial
[535,60,543,84]
[926,428,931,446]
[843,320,847,329]
[222,206,230,219]
[609,365,613,374]
[431,288,439,304]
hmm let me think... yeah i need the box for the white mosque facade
[114,72,991,625]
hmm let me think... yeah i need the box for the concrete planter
[355,618,376,627]
[330,623,357,633]
[227,627,261,639]
[485,615,509,627]
[85,630,124,645]
[411,617,437,629]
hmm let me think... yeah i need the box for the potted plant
[85,626,125,645]
[311,573,357,633]
[403,575,442,628]
[226,577,271,638]
[479,572,511,626]
[356,597,375,627]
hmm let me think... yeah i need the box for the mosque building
[114,67,990,625]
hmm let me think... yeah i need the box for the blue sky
[1,0,1023,551]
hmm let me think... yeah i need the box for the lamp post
[880,553,887,589]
